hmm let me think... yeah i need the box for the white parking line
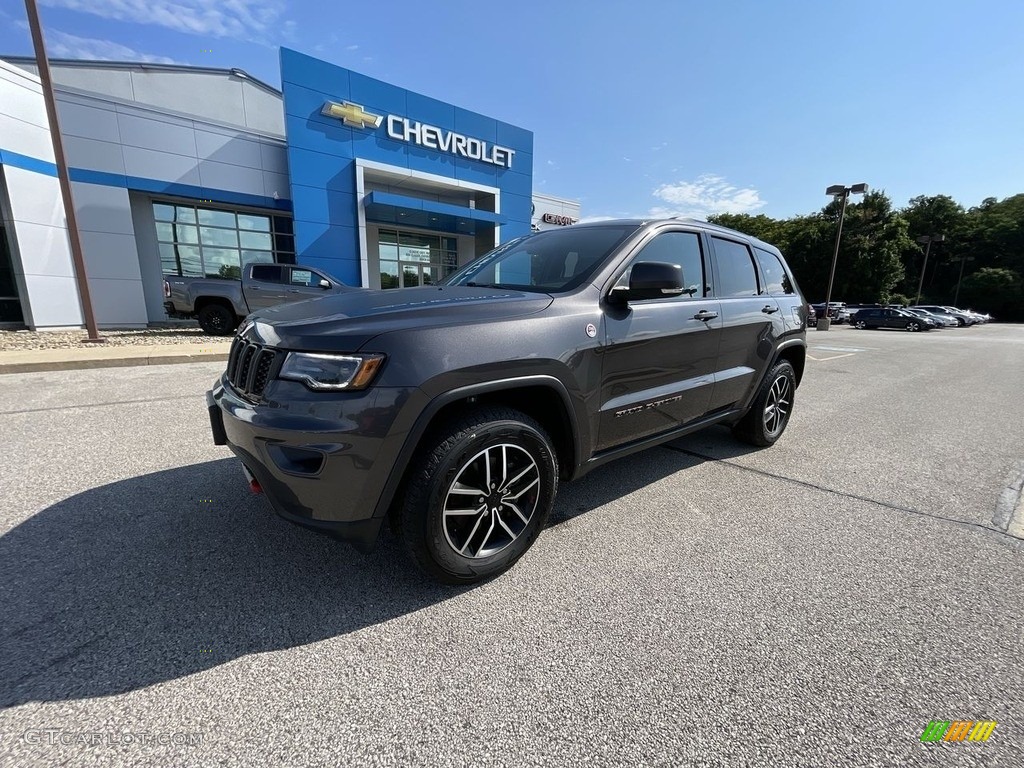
[807,352,854,362]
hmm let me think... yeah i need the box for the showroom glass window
[615,231,707,298]
[154,202,295,278]
[711,237,761,297]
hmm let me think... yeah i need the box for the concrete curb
[0,346,230,374]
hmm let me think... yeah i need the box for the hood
[244,285,553,351]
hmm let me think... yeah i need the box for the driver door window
[616,231,706,298]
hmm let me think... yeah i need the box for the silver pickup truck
[163,262,352,335]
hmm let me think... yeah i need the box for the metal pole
[953,253,968,306]
[821,190,848,327]
[914,238,933,307]
[23,0,104,341]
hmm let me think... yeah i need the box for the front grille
[225,336,280,399]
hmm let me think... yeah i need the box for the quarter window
[753,247,794,295]
[617,231,706,298]
[712,237,760,297]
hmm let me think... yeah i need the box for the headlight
[279,352,385,391]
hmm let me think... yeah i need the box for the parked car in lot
[207,219,809,583]
[911,305,978,326]
[164,262,353,335]
[905,307,956,327]
[811,302,849,323]
[851,307,937,331]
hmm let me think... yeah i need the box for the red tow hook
[249,477,263,494]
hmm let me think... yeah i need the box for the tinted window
[753,247,794,294]
[712,237,759,297]
[617,231,706,298]
[250,265,284,282]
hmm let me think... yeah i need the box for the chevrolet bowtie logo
[321,100,383,129]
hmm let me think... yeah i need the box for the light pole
[819,183,868,330]
[953,254,974,307]
[914,234,945,306]
[23,0,104,341]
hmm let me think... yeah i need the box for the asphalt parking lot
[1,323,1023,767]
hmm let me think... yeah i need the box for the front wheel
[398,407,558,584]
[732,360,797,447]
[855,320,866,329]
[906,321,921,332]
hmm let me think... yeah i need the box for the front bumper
[206,379,413,552]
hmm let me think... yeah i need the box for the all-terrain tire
[397,407,558,584]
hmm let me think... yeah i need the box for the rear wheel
[733,360,796,447]
[855,320,866,329]
[197,303,238,335]
[398,407,558,584]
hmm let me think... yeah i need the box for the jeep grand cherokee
[207,219,808,583]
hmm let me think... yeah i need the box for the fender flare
[371,374,586,520]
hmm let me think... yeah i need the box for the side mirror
[319,279,331,289]
[617,261,685,302]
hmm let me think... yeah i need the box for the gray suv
[207,219,808,583]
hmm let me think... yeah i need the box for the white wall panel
[19,275,83,328]
[260,141,288,175]
[262,171,290,200]
[78,231,142,280]
[122,146,201,186]
[56,100,121,143]
[117,112,197,156]
[87,277,149,325]
[71,183,135,236]
[4,168,65,229]
[198,160,264,193]
[196,130,263,168]
[63,136,126,176]
[7,220,75,278]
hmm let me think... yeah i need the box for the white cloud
[650,173,765,219]
[346,44,359,51]
[16,22,179,63]
[39,0,290,43]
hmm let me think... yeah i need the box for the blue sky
[2,0,1022,220]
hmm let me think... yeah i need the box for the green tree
[957,267,1022,319]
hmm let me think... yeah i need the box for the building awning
[364,191,505,235]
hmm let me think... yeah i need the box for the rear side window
[712,237,759,297]
[617,231,707,298]
[753,247,794,295]
[250,265,283,282]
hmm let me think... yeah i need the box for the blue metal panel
[280,48,534,287]
[290,184,356,227]
[365,191,506,224]
[0,148,57,176]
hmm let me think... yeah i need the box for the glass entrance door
[379,229,458,289]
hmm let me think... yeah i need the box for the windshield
[443,225,640,293]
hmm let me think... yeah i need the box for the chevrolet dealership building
[0,48,579,328]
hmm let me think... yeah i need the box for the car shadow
[0,438,744,707]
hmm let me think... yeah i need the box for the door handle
[693,310,718,321]
[249,285,261,290]
[762,305,780,314]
